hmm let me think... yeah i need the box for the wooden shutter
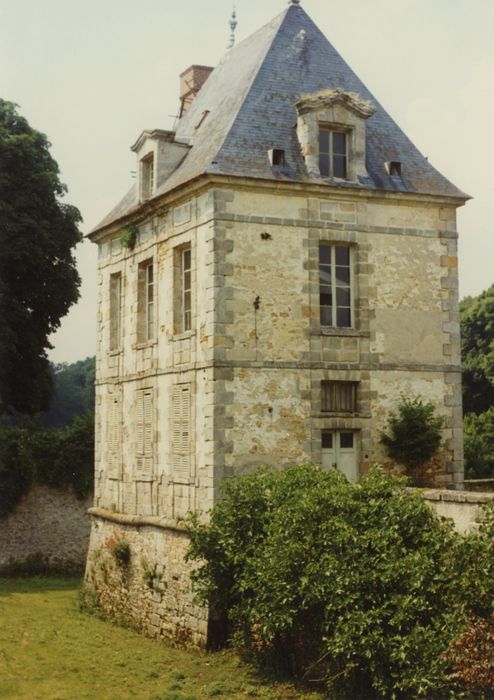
[136,389,153,478]
[107,393,121,478]
[172,384,191,482]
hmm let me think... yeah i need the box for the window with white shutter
[107,392,122,478]
[172,384,191,483]
[136,388,153,478]
[109,272,122,351]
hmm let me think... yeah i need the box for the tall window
[136,388,153,478]
[140,153,154,200]
[319,244,352,328]
[107,392,122,478]
[321,381,358,413]
[137,260,155,342]
[109,272,122,351]
[182,248,192,332]
[172,384,191,482]
[319,129,347,179]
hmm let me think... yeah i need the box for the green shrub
[0,423,36,517]
[0,411,94,517]
[464,407,494,479]
[379,396,444,484]
[446,614,494,695]
[187,465,493,699]
[107,538,131,567]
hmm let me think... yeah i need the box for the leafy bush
[379,396,444,484]
[446,614,494,695]
[464,407,494,479]
[106,537,131,567]
[460,284,494,415]
[0,423,36,517]
[0,411,94,517]
[187,465,486,699]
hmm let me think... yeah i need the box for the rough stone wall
[423,489,494,533]
[211,185,463,487]
[84,513,208,648]
[0,485,91,572]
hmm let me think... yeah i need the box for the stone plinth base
[84,508,208,648]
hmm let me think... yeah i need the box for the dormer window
[295,89,376,183]
[140,153,154,200]
[319,129,347,179]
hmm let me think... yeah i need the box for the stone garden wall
[0,484,91,573]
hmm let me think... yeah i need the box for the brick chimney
[179,65,214,117]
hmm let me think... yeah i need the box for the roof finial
[288,0,301,5]
[228,7,237,49]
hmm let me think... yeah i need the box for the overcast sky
[1,0,493,364]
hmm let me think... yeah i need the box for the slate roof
[93,3,467,233]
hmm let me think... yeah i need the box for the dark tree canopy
[0,100,82,415]
[461,284,494,415]
[41,356,95,428]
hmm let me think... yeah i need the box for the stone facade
[0,485,91,573]
[86,3,467,646]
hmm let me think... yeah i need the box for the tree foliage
[463,408,494,479]
[41,356,95,427]
[460,284,494,415]
[379,396,444,482]
[0,411,94,518]
[187,465,494,699]
[0,100,82,415]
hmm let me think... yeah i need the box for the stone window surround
[137,257,156,345]
[172,241,195,336]
[140,152,155,201]
[109,270,123,353]
[307,227,371,339]
[319,241,354,329]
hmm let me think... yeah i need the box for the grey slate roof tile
[93,4,468,234]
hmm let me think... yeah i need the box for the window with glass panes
[319,129,347,179]
[319,244,352,327]
[182,248,192,332]
[137,259,155,342]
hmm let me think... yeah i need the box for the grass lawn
[0,577,324,700]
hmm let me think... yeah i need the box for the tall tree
[461,284,494,415]
[0,100,82,415]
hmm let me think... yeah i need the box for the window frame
[135,388,153,479]
[137,259,155,343]
[319,243,354,329]
[173,243,193,335]
[109,271,122,351]
[182,247,192,332]
[319,127,348,179]
[140,153,154,200]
